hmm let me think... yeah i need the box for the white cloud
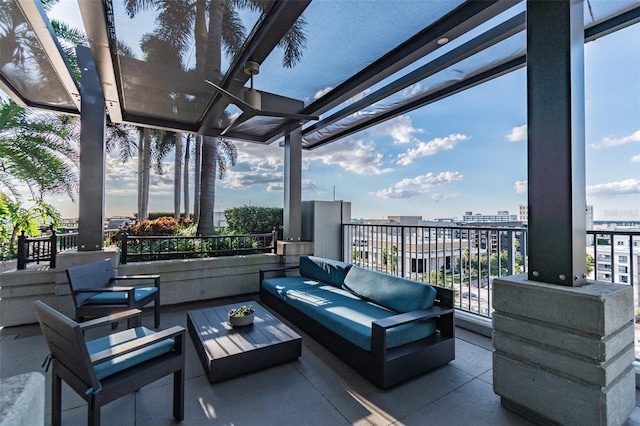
[307,139,393,175]
[369,115,423,144]
[397,134,469,166]
[314,86,333,99]
[506,125,527,142]
[514,180,527,194]
[593,129,640,148]
[587,179,640,197]
[630,154,640,163]
[267,179,317,192]
[432,193,458,201]
[376,171,463,199]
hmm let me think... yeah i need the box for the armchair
[66,259,160,328]
[33,301,185,426]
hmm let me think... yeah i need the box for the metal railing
[119,230,278,264]
[17,229,78,269]
[343,224,640,319]
[343,223,528,318]
[587,230,639,286]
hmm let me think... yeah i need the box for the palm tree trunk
[174,133,182,219]
[138,128,152,221]
[196,0,224,235]
[196,136,217,235]
[183,135,191,219]
[193,135,201,223]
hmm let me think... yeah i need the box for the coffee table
[187,302,301,383]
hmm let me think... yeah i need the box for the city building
[462,211,518,223]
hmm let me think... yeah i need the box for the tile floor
[2,296,640,425]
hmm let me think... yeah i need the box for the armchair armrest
[74,286,135,293]
[73,286,136,308]
[79,309,142,331]
[110,275,160,288]
[90,326,185,365]
[259,265,300,283]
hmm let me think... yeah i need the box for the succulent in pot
[228,304,255,327]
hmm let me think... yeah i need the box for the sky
[24,3,640,222]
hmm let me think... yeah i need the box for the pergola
[2,1,640,421]
[2,0,638,280]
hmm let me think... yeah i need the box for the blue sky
[36,4,640,222]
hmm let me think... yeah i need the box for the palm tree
[123,1,308,234]
[196,136,236,235]
[174,133,183,219]
[0,100,78,201]
[183,134,192,219]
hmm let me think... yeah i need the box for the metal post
[527,0,586,286]
[283,127,302,241]
[76,46,106,251]
[50,229,57,268]
[121,232,128,264]
[17,231,26,270]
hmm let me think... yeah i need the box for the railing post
[272,229,278,254]
[121,232,128,264]
[50,229,57,268]
[17,230,26,270]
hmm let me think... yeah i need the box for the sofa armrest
[373,306,454,330]
[259,266,300,283]
[371,305,454,355]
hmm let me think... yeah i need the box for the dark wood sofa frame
[260,266,455,389]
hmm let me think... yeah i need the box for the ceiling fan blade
[205,80,256,113]
[257,110,319,122]
[220,111,256,136]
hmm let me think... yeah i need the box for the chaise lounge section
[260,255,455,388]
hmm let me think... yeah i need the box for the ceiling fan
[205,61,318,136]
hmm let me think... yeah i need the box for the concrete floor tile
[401,378,536,426]
[450,338,493,377]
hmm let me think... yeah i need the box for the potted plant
[228,304,255,327]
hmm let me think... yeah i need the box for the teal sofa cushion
[87,326,174,380]
[86,287,157,305]
[299,255,352,288]
[343,267,436,313]
[262,276,436,351]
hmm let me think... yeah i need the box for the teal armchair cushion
[87,326,174,379]
[343,267,436,313]
[86,287,158,305]
[299,255,352,288]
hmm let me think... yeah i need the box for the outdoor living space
[2,294,630,426]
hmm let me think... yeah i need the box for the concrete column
[76,46,106,251]
[493,276,635,425]
[493,3,635,424]
[283,127,302,241]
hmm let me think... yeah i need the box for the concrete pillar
[76,46,106,251]
[493,276,635,425]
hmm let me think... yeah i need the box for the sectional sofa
[260,255,455,388]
